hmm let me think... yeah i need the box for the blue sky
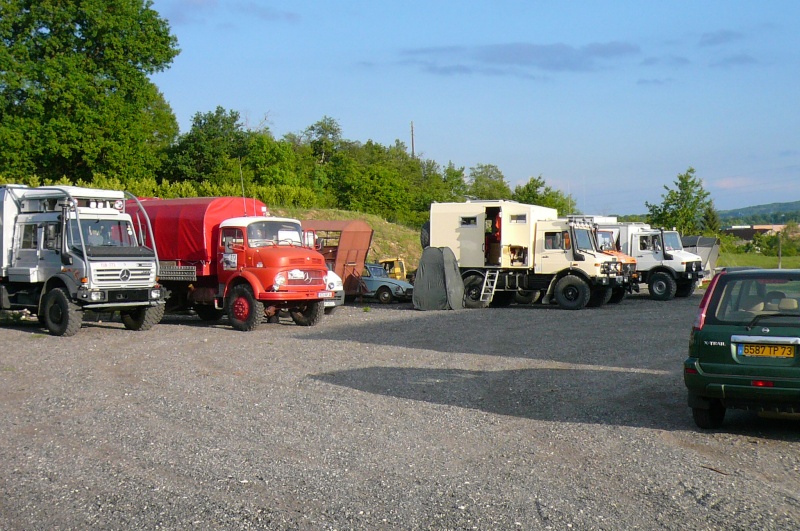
[149,0,799,215]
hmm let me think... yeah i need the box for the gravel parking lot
[2,292,800,530]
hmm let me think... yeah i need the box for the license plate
[318,291,333,298]
[738,343,795,358]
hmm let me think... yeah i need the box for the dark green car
[684,269,800,429]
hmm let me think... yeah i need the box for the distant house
[723,224,786,242]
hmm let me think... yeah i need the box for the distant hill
[718,200,800,222]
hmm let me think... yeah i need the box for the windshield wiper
[746,313,800,330]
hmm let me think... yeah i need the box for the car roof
[718,268,800,279]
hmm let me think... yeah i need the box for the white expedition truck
[428,200,625,310]
[594,219,704,300]
[0,184,165,336]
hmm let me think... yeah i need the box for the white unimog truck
[594,219,703,300]
[0,184,165,336]
[428,200,625,310]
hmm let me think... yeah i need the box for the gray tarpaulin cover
[412,247,465,310]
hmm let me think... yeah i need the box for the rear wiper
[746,313,800,330]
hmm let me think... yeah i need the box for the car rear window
[707,274,800,324]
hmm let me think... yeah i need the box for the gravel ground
[2,292,800,530]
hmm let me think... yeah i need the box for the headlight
[273,272,287,291]
[90,291,105,301]
[150,288,162,300]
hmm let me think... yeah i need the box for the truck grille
[288,257,324,266]
[287,270,326,286]
[92,264,154,286]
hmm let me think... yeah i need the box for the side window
[562,231,571,250]
[44,222,61,250]
[460,216,477,227]
[20,224,37,249]
[639,236,649,251]
[221,227,244,251]
[544,231,561,250]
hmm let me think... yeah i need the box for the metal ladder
[480,270,499,303]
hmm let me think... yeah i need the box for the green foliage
[0,0,179,182]
[646,167,711,234]
[467,163,512,200]
[512,175,577,214]
[701,203,721,235]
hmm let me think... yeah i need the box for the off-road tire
[376,287,393,304]
[227,285,264,331]
[194,305,225,322]
[121,304,165,331]
[608,287,628,304]
[648,272,677,301]
[42,288,82,337]
[463,273,489,309]
[420,221,430,249]
[587,287,613,308]
[290,300,324,326]
[675,281,697,298]
[554,275,591,310]
[692,400,726,429]
[514,290,541,305]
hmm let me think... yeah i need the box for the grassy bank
[717,252,800,269]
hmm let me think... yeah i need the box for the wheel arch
[38,275,78,314]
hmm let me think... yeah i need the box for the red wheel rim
[231,296,250,321]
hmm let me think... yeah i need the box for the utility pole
[410,121,415,158]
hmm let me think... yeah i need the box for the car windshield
[573,228,596,252]
[596,231,615,251]
[247,221,302,247]
[663,231,683,252]
[708,274,800,325]
[68,218,138,248]
[366,265,388,278]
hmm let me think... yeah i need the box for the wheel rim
[48,302,64,325]
[563,286,579,301]
[652,280,666,294]
[231,296,250,321]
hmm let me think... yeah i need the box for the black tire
[42,288,82,337]
[648,272,677,301]
[692,400,725,429]
[489,292,514,307]
[290,300,324,326]
[463,273,489,309]
[554,275,591,310]
[675,281,697,298]
[587,287,613,308]
[608,287,628,304]
[420,221,430,249]
[514,290,541,305]
[194,305,225,322]
[226,284,264,331]
[376,286,393,304]
[121,304,165,331]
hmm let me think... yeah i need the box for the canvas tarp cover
[128,197,267,275]
[681,235,721,277]
[412,246,465,310]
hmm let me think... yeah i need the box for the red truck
[128,197,332,331]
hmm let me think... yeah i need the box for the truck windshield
[574,228,596,251]
[663,231,683,252]
[247,221,303,247]
[596,231,616,251]
[68,219,138,248]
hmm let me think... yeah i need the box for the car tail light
[752,380,774,388]
[693,271,724,331]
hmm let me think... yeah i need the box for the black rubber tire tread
[121,304,165,331]
[608,287,628,304]
[675,281,697,298]
[290,300,324,326]
[462,273,489,309]
[692,400,725,429]
[227,285,264,331]
[587,287,613,308]
[376,287,393,304]
[420,221,430,249]
[42,288,82,337]
[553,275,591,310]
[514,290,541,305]
[194,305,225,322]
[648,272,677,301]
[489,292,514,307]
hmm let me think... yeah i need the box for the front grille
[92,264,154,285]
[286,270,326,286]
[288,257,324,266]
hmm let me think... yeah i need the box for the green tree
[512,175,576,214]
[700,202,721,235]
[467,163,512,200]
[0,0,180,182]
[646,167,712,234]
